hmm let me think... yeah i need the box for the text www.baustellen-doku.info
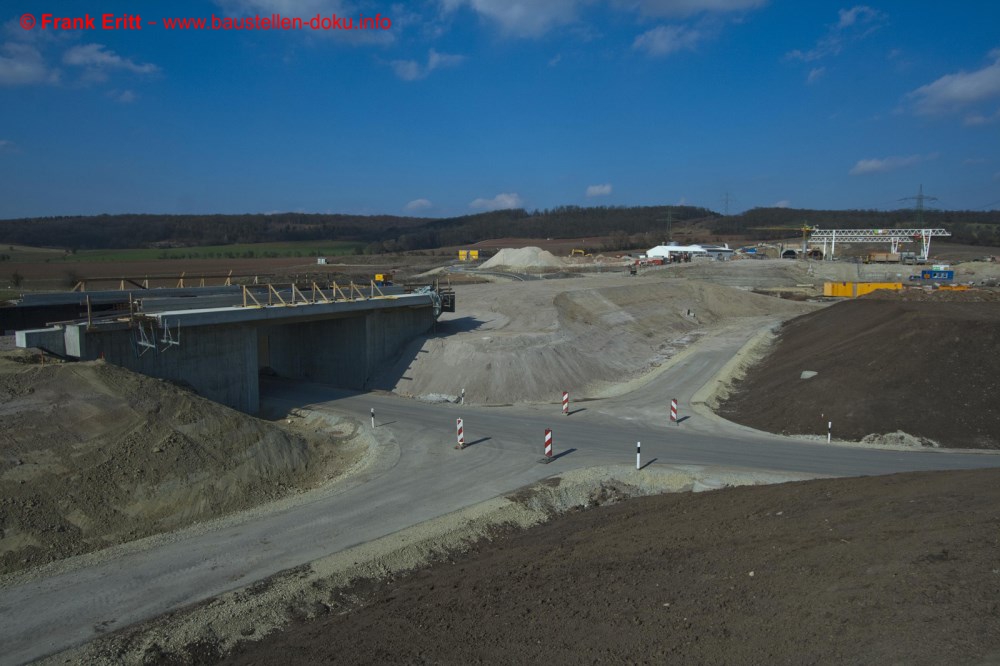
[18,12,392,32]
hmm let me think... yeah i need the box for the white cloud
[849,153,937,176]
[0,42,59,86]
[909,50,1000,116]
[837,5,880,28]
[787,5,887,62]
[964,109,1000,126]
[774,199,791,208]
[613,0,766,16]
[391,48,464,80]
[807,67,825,84]
[586,183,613,197]
[469,192,524,210]
[215,0,351,16]
[111,89,137,103]
[440,0,583,38]
[63,44,159,74]
[633,25,702,57]
[405,198,433,211]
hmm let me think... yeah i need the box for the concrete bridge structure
[15,285,448,414]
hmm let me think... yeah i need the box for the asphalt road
[2,323,999,665]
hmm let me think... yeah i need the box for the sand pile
[371,276,815,404]
[481,247,565,271]
[0,353,359,575]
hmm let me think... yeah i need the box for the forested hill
[1,204,997,252]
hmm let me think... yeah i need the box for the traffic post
[455,418,465,449]
[562,391,569,416]
[670,398,678,425]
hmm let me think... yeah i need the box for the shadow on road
[567,408,587,416]
[551,447,577,461]
[677,416,692,424]
[640,457,658,470]
[465,437,492,447]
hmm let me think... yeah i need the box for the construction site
[2,232,1000,665]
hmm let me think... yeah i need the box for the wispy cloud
[440,0,583,38]
[405,198,433,211]
[586,183,613,197]
[441,0,766,38]
[109,89,137,103]
[774,199,791,208]
[787,5,887,62]
[0,42,59,86]
[806,67,825,84]
[633,25,703,57]
[391,48,464,80]
[63,44,159,75]
[613,0,767,16]
[909,49,1000,117]
[849,153,937,176]
[470,192,523,210]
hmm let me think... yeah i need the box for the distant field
[26,241,365,263]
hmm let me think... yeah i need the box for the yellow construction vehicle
[374,272,393,286]
[570,249,586,256]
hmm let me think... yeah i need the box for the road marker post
[562,391,569,416]
[670,398,679,425]
[455,418,465,449]
[461,388,465,405]
[636,441,641,470]
[827,421,832,444]
[539,428,554,464]
[370,408,375,429]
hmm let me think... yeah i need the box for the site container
[823,282,903,298]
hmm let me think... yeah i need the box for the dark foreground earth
[218,468,1000,665]
[719,294,1000,448]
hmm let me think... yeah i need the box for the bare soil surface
[372,274,817,405]
[0,351,360,577]
[218,467,1000,666]
[718,291,1000,448]
[7,258,1000,665]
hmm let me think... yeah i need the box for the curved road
[2,322,998,665]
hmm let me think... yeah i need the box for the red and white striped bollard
[670,398,678,425]
[544,429,553,458]
[456,418,465,449]
[562,391,569,416]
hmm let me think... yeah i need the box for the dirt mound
[219,468,1000,665]
[371,277,815,404]
[480,246,565,270]
[861,287,1000,302]
[717,299,1000,448]
[0,354,359,575]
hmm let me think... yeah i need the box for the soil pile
[717,297,1000,448]
[372,277,815,404]
[222,468,1000,665]
[0,353,358,576]
[480,246,565,270]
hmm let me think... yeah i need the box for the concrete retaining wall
[69,323,260,414]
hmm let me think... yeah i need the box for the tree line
[0,205,997,253]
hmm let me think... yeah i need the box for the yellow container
[823,282,903,298]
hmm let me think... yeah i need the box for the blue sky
[1,0,999,219]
